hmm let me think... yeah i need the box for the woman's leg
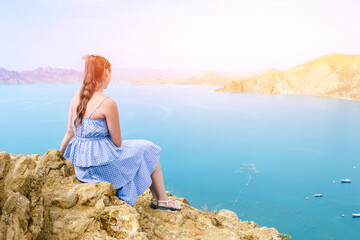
[150,161,182,209]
[149,184,158,205]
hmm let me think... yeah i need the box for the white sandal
[156,199,182,211]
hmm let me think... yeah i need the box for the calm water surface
[1,82,359,239]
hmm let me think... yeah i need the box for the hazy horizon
[0,65,263,74]
[2,52,358,77]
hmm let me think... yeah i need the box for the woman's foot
[156,198,183,211]
[149,198,158,209]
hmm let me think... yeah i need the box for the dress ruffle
[72,139,160,188]
[115,155,157,206]
[64,135,120,167]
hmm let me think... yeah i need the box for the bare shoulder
[72,90,81,103]
[103,97,118,110]
[104,96,116,104]
[74,89,81,99]
[70,90,81,108]
[103,97,119,118]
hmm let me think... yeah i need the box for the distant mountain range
[2,53,359,101]
[0,67,260,86]
[0,67,204,84]
[217,53,360,101]
[0,67,82,84]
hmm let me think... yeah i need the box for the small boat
[314,194,323,197]
[352,213,360,218]
[341,179,351,183]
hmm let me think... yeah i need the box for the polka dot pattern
[64,96,161,206]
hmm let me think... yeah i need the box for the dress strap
[88,96,108,118]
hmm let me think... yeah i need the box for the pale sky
[1,0,359,72]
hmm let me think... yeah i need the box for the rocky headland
[216,53,360,101]
[0,149,289,240]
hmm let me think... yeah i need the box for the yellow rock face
[0,149,288,240]
[217,53,360,101]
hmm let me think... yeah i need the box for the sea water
[1,82,359,240]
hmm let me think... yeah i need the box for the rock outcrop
[217,53,360,101]
[0,149,287,240]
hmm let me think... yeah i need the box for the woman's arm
[60,99,75,154]
[105,98,122,147]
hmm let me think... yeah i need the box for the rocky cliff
[0,149,288,240]
[217,53,360,101]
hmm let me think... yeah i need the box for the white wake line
[233,170,252,206]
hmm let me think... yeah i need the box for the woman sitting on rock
[59,54,182,211]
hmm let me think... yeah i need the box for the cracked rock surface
[0,149,284,240]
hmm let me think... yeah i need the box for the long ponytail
[74,55,111,130]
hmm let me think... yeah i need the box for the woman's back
[70,90,122,147]
[71,96,109,139]
[71,90,109,119]
[64,92,122,167]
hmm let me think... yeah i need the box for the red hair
[74,54,111,130]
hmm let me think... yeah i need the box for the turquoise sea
[1,82,359,239]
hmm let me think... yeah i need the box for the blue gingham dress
[63,96,161,206]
